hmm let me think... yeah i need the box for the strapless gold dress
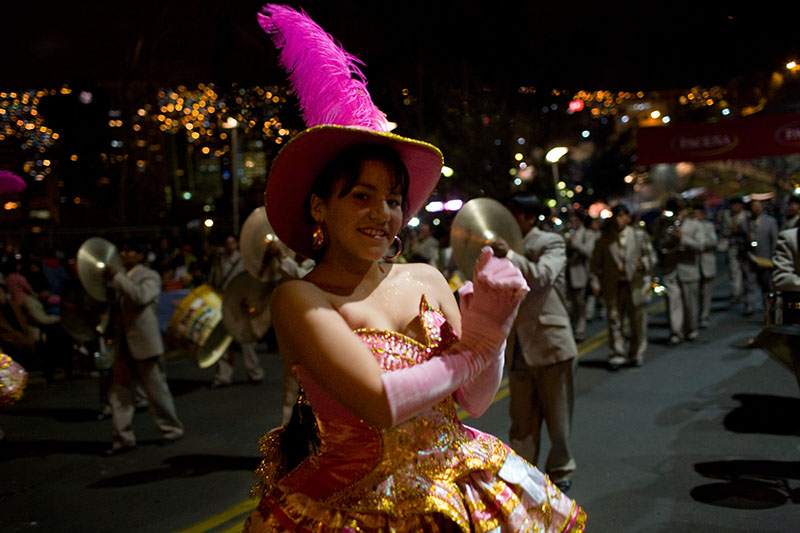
[246,296,585,532]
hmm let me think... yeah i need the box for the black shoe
[208,382,230,390]
[104,444,137,456]
[249,378,264,385]
[554,479,572,493]
[628,359,644,368]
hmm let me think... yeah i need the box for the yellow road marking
[176,499,255,533]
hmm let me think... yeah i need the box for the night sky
[3,1,797,93]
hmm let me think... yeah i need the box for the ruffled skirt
[244,444,585,532]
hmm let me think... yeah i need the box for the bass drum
[166,284,232,368]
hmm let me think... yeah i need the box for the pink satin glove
[453,279,507,417]
[458,247,528,375]
[381,248,528,426]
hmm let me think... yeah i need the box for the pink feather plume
[258,4,390,131]
[0,170,26,195]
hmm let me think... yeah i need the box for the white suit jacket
[591,225,657,307]
[698,219,718,279]
[506,227,576,367]
[111,264,164,360]
[751,214,779,260]
[566,226,598,290]
[772,227,800,291]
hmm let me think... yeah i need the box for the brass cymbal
[222,271,274,343]
[240,206,283,282]
[77,237,123,302]
[450,198,523,280]
[59,279,107,342]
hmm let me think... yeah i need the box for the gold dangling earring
[311,223,325,251]
[383,235,403,261]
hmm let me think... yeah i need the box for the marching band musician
[719,196,752,309]
[748,198,779,313]
[491,194,579,493]
[564,213,597,343]
[692,200,719,328]
[781,195,800,230]
[208,234,266,388]
[772,227,800,292]
[652,197,704,344]
[590,204,657,368]
[103,241,184,455]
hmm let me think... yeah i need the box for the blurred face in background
[614,211,631,232]
[224,236,238,255]
[120,248,144,269]
[750,200,763,217]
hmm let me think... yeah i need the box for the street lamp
[545,146,568,209]
[223,117,240,235]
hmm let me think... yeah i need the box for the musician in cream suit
[719,197,756,312]
[772,227,800,291]
[105,242,183,455]
[591,204,657,367]
[491,195,577,493]
[653,197,704,344]
[693,202,719,328]
[748,198,779,312]
[565,213,597,342]
[208,234,265,388]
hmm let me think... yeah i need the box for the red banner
[636,113,800,165]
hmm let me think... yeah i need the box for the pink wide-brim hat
[265,124,443,259]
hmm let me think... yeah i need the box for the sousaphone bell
[450,198,523,280]
[240,206,282,282]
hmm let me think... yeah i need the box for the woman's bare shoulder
[391,262,453,303]
[272,278,331,310]
[393,261,443,279]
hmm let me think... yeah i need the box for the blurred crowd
[0,232,243,385]
[0,192,796,457]
[398,192,798,366]
[1,192,794,385]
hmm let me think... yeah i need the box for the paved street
[2,277,799,532]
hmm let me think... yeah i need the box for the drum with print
[165,284,232,368]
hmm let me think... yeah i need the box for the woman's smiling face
[313,158,405,263]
